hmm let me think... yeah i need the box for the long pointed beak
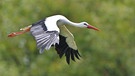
[87,25,100,31]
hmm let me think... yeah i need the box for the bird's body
[8,15,99,64]
[44,15,64,32]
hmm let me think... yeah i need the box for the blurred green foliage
[1,0,135,76]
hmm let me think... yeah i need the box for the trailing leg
[8,25,32,37]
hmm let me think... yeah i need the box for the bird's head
[80,22,100,31]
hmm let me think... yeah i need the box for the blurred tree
[0,0,135,76]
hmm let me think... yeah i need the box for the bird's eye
[83,23,87,25]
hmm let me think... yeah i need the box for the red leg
[8,26,31,37]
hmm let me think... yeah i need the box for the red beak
[87,25,100,31]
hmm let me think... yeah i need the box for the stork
[8,15,99,64]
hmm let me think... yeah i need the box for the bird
[8,15,99,64]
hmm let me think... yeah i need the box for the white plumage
[8,15,99,64]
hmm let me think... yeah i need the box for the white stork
[8,15,99,64]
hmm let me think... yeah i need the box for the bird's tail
[8,25,32,37]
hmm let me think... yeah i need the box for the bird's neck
[58,19,82,28]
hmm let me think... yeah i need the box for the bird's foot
[8,31,24,37]
[8,25,31,37]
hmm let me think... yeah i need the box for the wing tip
[65,48,81,64]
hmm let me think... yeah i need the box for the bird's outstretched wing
[30,19,59,53]
[55,25,81,64]
[30,19,81,64]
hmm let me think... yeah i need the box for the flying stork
[8,15,99,64]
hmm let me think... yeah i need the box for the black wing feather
[55,35,81,64]
[30,19,81,64]
[70,49,75,61]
